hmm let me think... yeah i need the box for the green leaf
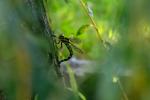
[76,24,92,36]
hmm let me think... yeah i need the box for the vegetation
[0,0,150,100]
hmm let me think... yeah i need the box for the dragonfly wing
[70,42,84,54]
[69,37,81,44]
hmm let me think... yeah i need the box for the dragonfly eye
[59,33,64,36]
[59,34,65,39]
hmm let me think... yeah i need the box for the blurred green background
[1,0,150,100]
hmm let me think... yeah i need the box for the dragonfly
[56,35,83,64]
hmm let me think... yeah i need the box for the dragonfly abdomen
[59,43,73,64]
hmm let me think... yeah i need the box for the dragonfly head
[58,34,64,40]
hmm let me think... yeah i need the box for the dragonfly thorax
[59,35,70,43]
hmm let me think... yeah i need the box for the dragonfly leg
[60,42,63,49]
[57,42,64,50]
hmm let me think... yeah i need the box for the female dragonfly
[55,35,83,64]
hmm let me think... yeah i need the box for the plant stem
[66,63,86,100]
[117,79,129,100]
[79,0,104,44]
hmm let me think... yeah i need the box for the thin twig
[79,0,104,44]
[118,79,129,100]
